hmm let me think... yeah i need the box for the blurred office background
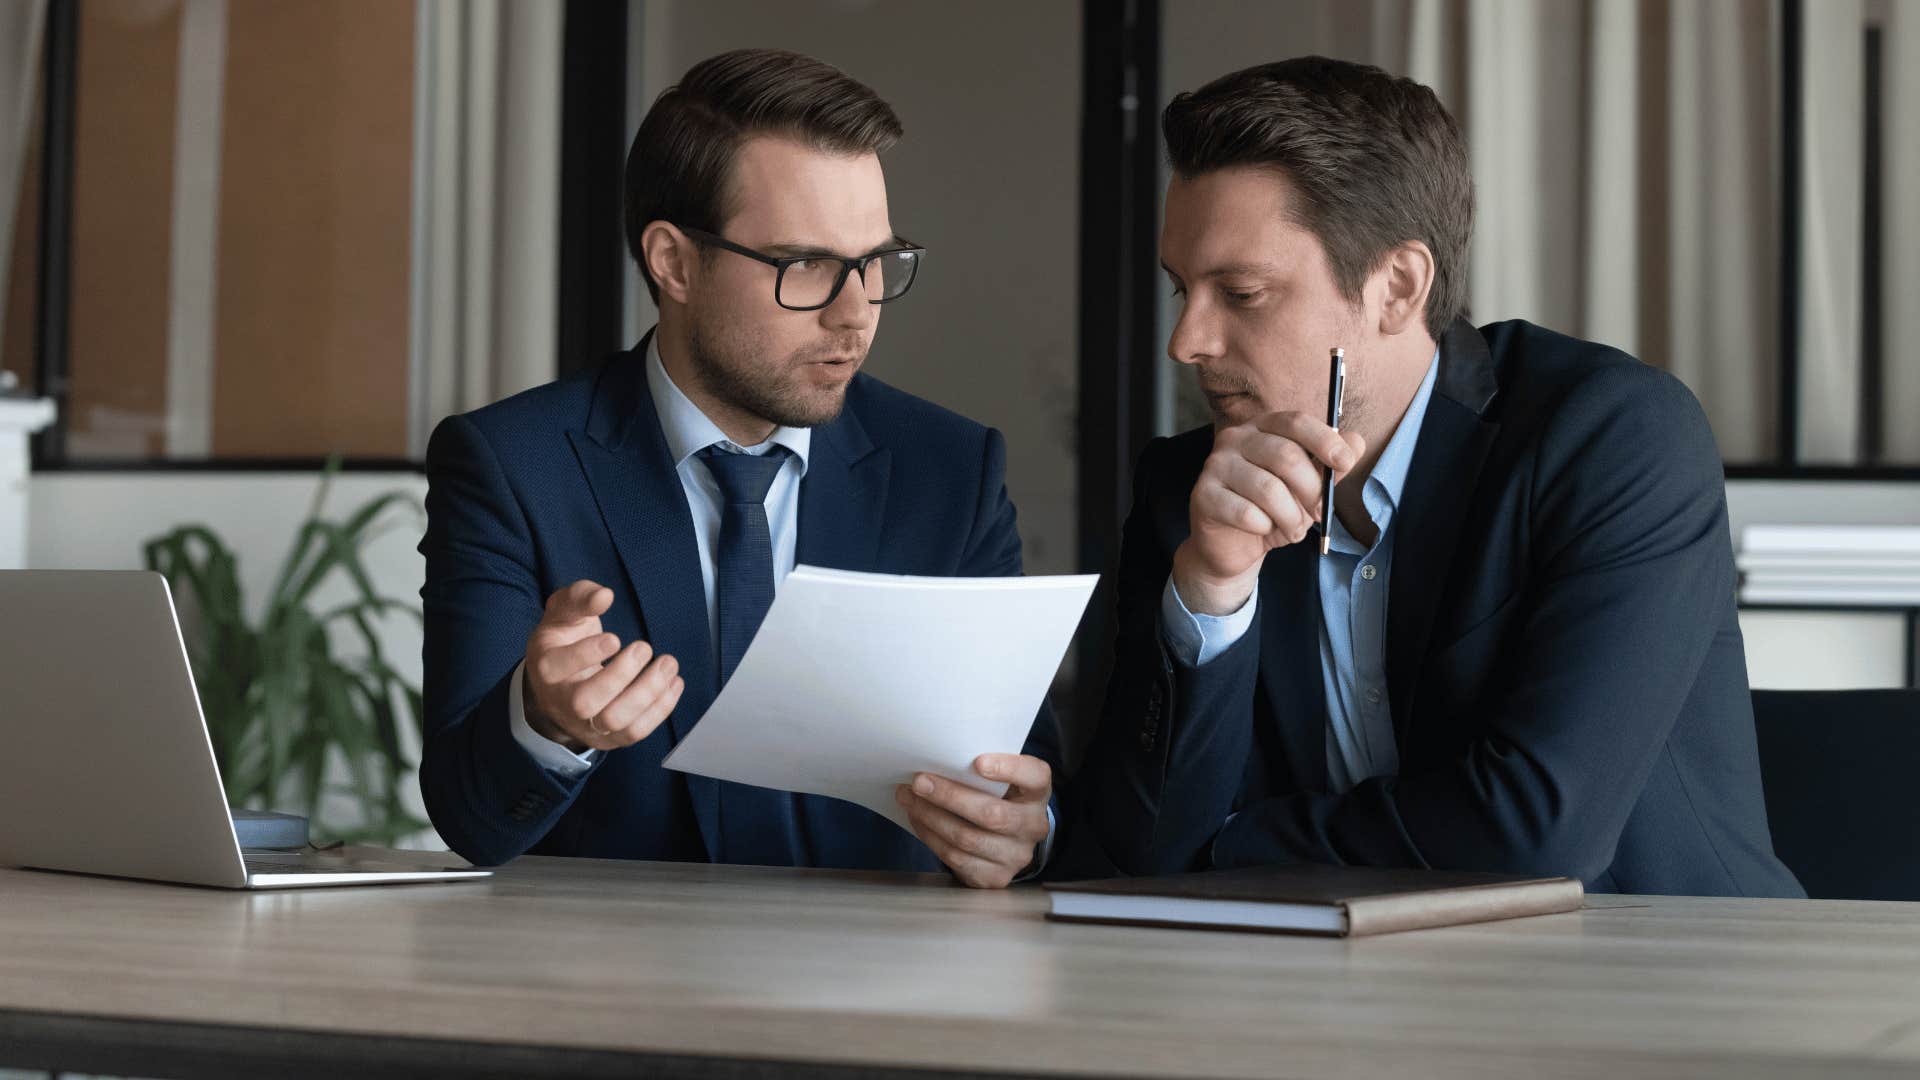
[0,1,1915,844]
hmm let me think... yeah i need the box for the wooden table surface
[3,849,1919,1079]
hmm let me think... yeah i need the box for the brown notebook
[1043,863,1584,937]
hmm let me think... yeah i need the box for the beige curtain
[1408,0,1781,463]
[410,0,563,456]
[1799,0,1864,463]
[0,0,45,362]
[1434,0,1920,465]
[1801,0,1920,464]
[1889,0,1920,463]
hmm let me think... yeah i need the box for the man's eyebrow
[1160,260,1282,281]
[762,236,907,259]
[1200,261,1282,279]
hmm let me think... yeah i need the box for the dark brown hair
[624,48,903,302]
[1162,56,1473,337]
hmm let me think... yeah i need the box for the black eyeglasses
[679,226,925,311]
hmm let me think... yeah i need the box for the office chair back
[1751,688,1920,901]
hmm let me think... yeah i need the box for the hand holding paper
[662,565,1097,860]
[895,752,1054,888]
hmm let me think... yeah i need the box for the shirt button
[1365,686,1383,705]
[1361,564,1378,581]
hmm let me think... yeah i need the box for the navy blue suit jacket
[1064,319,1803,897]
[418,339,1059,869]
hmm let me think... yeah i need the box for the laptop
[0,570,490,889]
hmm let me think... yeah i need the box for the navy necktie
[699,444,789,685]
[698,443,808,867]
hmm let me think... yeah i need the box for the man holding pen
[1065,56,1802,898]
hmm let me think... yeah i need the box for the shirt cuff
[1160,575,1258,667]
[507,660,599,778]
[1011,803,1057,884]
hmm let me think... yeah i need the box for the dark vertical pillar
[31,0,77,466]
[557,0,630,378]
[1073,0,1162,757]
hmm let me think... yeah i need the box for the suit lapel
[1257,540,1332,792]
[566,334,723,858]
[796,389,890,571]
[1385,319,1502,745]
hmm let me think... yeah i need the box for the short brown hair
[1162,56,1473,337]
[624,48,903,302]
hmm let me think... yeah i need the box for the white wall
[1740,609,1910,690]
[27,471,444,847]
[0,398,56,568]
[1725,479,1920,539]
[1727,479,1920,690]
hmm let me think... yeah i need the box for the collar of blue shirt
[643,330,813,475]
[1326,348,1441,556]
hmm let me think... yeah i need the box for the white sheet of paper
[661,564,1098,834]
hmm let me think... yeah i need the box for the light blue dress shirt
[506,331,1054,872]
[508,333,807,776]
[1162,350,1441,794]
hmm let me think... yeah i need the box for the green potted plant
[143,459,430,846]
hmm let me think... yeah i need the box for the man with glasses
[418,49,1058,887]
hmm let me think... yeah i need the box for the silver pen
[1320,347,1345,556]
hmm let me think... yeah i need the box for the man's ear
[1375,240,1435,337]
[640,221,699,305]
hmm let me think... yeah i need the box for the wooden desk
[3,851,1918,1078]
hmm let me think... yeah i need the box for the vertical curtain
[411,0,562,457]
[163,0,227,458]
[1389,0,1916,466]
[1410,0,1781,462]
[0,0,45,363]
[1658,0,1779,464]
[1784,0,1917,464]
[1798,0,1864,463]
[1889,0,1920,463]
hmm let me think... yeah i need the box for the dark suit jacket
[1064,319,1803,897]
[418,339,1059,869]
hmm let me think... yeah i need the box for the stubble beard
[685,309,856,430]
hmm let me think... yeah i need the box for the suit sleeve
[1054,436,1266,878]
[418,413,598,865]
[1212,364,1738,882]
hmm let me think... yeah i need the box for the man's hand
[895,753,1052,889]
[1172,411,1366,615]
[522,580,684,753]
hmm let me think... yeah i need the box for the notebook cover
[1044,863,1584,937]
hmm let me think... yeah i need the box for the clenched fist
[1172,411,1366,615]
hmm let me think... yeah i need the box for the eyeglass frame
[676,225,926,311]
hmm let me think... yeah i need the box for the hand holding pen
[1170,346,1367,617]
